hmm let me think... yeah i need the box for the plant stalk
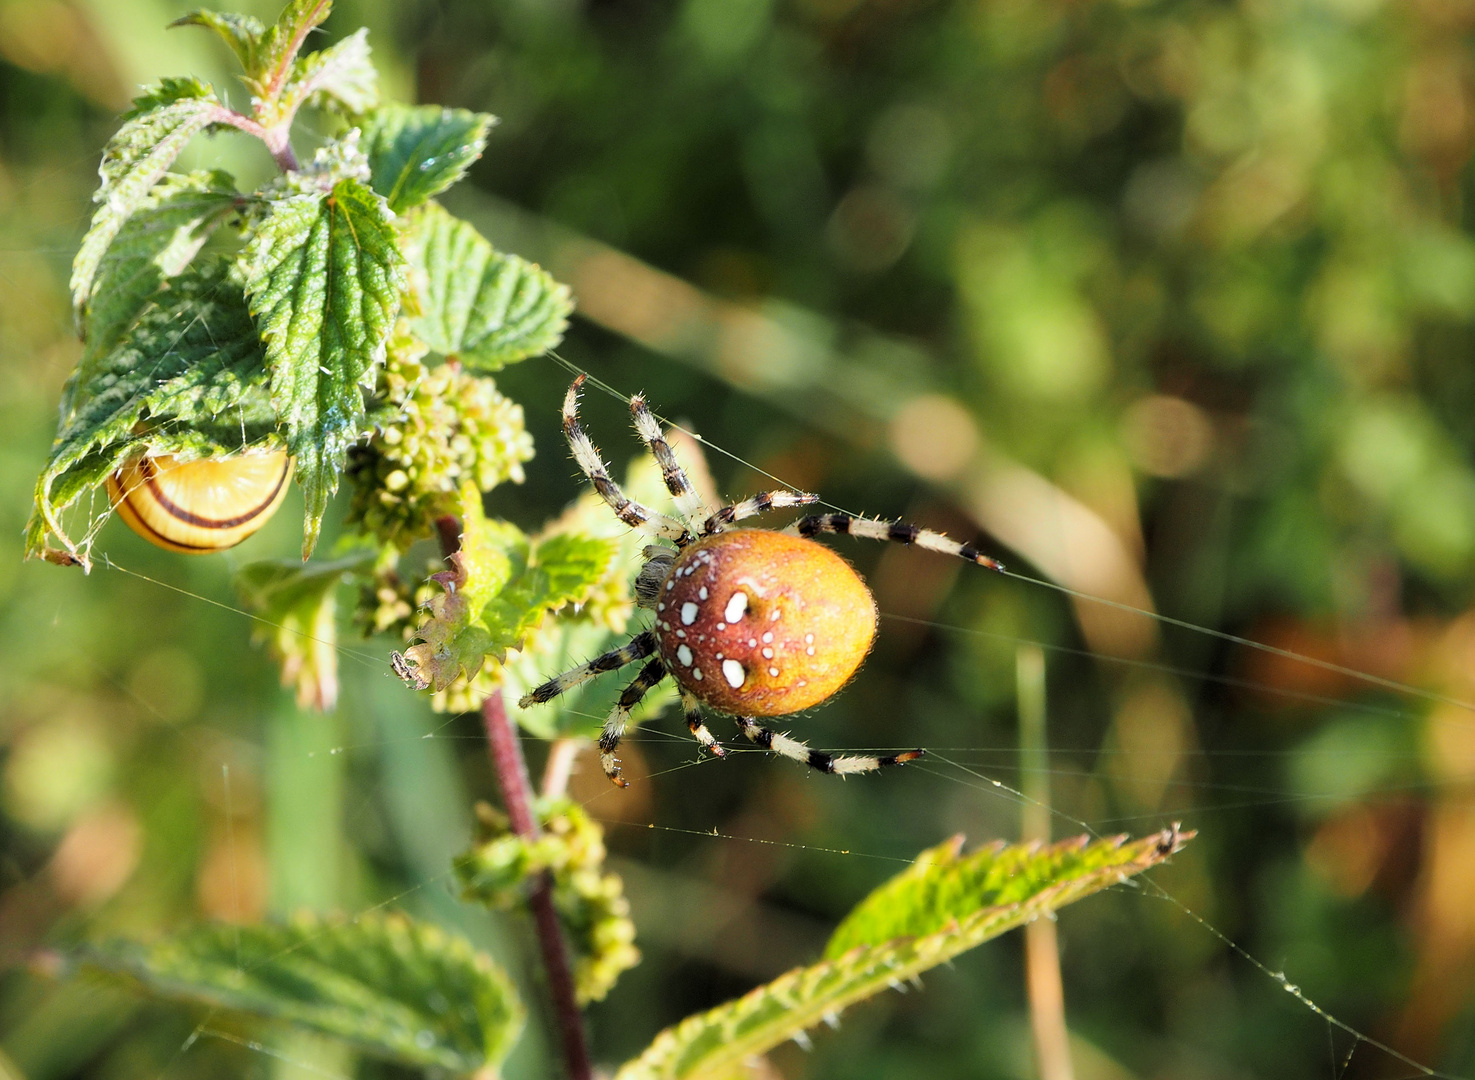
[437,514,592,1080]
[1018,645,1075,1080]
[481,692,594,1080]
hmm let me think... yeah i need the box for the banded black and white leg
[599,658,669,787]
[629,392,708,523]
[564,376,692,545]
[518,631,657,708]
[733,717,923,776]
[788,513,1005,571]
[679,689,726,760]
[703,491,819,535]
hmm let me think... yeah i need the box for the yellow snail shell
[106,451,293,553]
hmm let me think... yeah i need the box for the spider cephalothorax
[521,375,1005,787]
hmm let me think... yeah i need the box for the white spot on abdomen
[721,659,746,688]
[723,592,748,623]
[680,602,699,625]
[677,644,693,666]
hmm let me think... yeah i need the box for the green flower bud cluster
[347,327,534,551]
[355,548,443,641]
[454,798,639,1004]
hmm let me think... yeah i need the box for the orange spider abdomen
[653,530,877,716]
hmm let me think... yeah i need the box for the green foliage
[83,169,239,357]
[362,103,495,213]
[170,10,265,72]
[28,261,274,565]
[70,79,228,320]
[255,0,333,107]
[617,830,1190,1080]
[235,552,374,710]
[393,486,617,692]
[402,201,574,370]
[277,27,378,119]
[87,911,524,1072]
[456,799,640,1004]
[241,178,406,556]
[345,326,534,550]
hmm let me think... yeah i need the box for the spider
[521,375,1005,787]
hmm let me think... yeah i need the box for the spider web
[11,352,1475,1079]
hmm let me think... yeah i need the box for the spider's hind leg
[599,658,669,787]
[733,717,923,776]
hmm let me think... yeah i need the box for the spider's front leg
[789,513,1004,571]
[733,717,923,775]
[564,376,692,544]
[518,631,658,707]
[630,392,708,522]
[600,658,670,787]
[702,490,819,535]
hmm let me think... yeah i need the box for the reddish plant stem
[437,514,592,1079]
[481,692,594,1080]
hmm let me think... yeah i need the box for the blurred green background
[4,0,1475,1077]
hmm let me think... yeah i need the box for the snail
[105,451,293,553]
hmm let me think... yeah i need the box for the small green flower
[347,324,534,551]
[455,798,640,1004]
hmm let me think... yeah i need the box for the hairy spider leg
[702,490,820,535]
[788,513,1005,571]
[519,631,658,708]
[629,392,708,522]
[733,717,924,775]
[564,376,692,545]
[678,688,726,758]
[599,658,670,787]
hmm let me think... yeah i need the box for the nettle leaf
[241,177,406,557]
[29,262,275,566]
[402,202,572,370]
[362,103,494,213]
[236,552,373,711]
[70,79,232,320]
[171,10,266,74]
[83,170,240,356]
[616,829,1191,1080]
[279,28,378,119]
[88,910,524,1072]
[256,0,333,103]
[395,486,617,692]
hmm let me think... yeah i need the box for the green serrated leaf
[236,552,374,710]
[402,202,572,370]
[396,485,617,692]
[29,261,275,566]
[171,10,265,74]
[616,829,1190,1080]
[278,28,378,119]
[257,0,333,103]
[361,103,494,213]
[70,80,230,321]
[82,170,239,356]
[241,177,406,557]
[118,75,216,121]
[87,910,523,1071]
[479,531,617,648]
